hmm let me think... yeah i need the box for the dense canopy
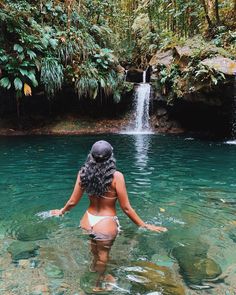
[0,0,235,118]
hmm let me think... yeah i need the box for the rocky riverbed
[1,222,236,295]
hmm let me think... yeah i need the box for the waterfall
[143,70,146,83]
[133,83,151,132]
[121,69,153,134]
[124,69,128,81]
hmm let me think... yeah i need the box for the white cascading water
[143,70,146,83]
[121,69,152,134]
[134,83,151,132]
[124,69,128,81]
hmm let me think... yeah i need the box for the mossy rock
[172,245,222,286]
[7,241,39,261]
[13,223,49,241]
[126,261,185,295]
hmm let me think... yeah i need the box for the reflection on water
[0,135,236,294]
[134,134,150,169]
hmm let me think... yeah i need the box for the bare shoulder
[112,171,124,188]
[113,171,124,180]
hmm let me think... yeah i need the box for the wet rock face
[7,241,39,261]
[126,69,143,83]
[151,108,184,134]
[126,67,151,83]
[172,245,222,288]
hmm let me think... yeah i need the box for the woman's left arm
[51,174,84,216]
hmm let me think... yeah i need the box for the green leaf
[18,53,25,61]
[13,44,24,53]
[41,37,49,48]
[0,77,11,89]
[34,59,41,71]
[210,75,218,85]
[19,69,28,76]
[49,38,58,49]
[26,50,37,60]
[27,72,38,87]
[14,78,23,91]
[113,91,121,103]
[219,72,225,80]
[100,78,105,88]
[0,55,9,63]
[93,87,98,99]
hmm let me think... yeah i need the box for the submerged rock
[12,222,49,241]
[44,263,64,279]
[125,261,185,295]
[172,245,222,287]
[151,253,174,268]
[7,241,39,261]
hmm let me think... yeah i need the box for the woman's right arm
[51,174,84,216]
[115,171,167,233]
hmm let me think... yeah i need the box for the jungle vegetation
[0,0,235,118]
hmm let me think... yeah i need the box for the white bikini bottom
[87,211,121,232]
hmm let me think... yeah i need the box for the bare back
[87,172,118,216]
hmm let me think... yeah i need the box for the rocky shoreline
[0,116,131,136]
[0,114,185,137]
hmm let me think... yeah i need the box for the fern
[75,77,98,99]
[40,57,64,98]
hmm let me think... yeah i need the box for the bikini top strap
[101,195,117,200]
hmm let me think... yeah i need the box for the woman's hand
[50,209,64,216]
[143,224,167,232]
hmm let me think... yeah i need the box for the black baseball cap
[90,140,113,162]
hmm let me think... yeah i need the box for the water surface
[0,134,236,294]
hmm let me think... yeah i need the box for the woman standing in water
[51,140,167,291]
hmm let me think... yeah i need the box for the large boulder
[172,244,222,289]
[201,56,236,75]
[149,49,173,68]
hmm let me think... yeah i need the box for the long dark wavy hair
[79,153,116,197]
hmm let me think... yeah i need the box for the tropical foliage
[126,0,235,66]
[0,0,235,117]
[0,0,124,118]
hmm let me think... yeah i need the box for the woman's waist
[87,207,116,217]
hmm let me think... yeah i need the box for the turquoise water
[1,134,236,294]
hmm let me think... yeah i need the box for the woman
[51,140,167,291]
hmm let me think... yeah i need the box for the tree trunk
[201,0,212,28]
[207,0,214,19]
[215,0,220,24]
[171,0,176,33]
